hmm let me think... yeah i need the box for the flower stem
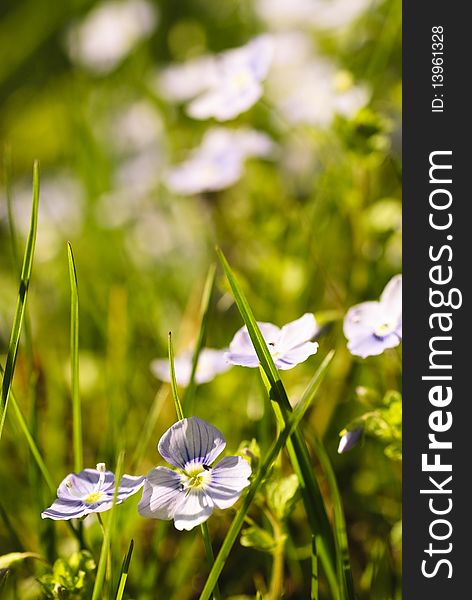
[200,522,221,600]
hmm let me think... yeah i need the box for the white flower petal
[274,341,319,370]
[380,275,402,324]
[150,354,192,386]
[347,332,400,358]
[138,467,182,520]
[207,456,251,509]
[277,313,318,353]
[194,349,232,384]
[343,301,383,340]
[173,490,214,531]
[41,499,88,520]
[158,417,226,470]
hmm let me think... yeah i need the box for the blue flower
[164,127,274,195]
[41,463,144,520]
[344,275,402,358]
[159,36,273,121]
[225,313,319,370]
[337,427,363,454]
[138,417,251,531]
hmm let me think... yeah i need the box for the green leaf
[266,474,300,521]
[0,552,43,570]
[240,524,277,553]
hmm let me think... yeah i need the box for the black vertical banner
[404,2,469,598]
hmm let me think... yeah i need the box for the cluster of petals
[344,275,402,358]
[138,417,251,530]
[159,35,273,121]
[225,313,320,371]
[41,463,144,520]
[164,127,274,195]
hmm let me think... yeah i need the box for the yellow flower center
[375,322,394,337]
[183,465,211,492]
[84,491,105,504]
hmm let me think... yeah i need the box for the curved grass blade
[216,248,340,598]
[114,539,134,600]
[183,264,216,414]
[0,161,39,443]
[67,243,83,473]
[199,349,333,600]
[92,450,125,600]
[168,333,184,421]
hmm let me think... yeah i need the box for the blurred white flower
[158,36,273,121]
[112,101,163,153]
[9,174,84,262]
[66,0,157,74]
[256,0,372,31]
[164,127,275,195]
[151,348,231,386]
[267,38,369,127]
[159,56,219,102]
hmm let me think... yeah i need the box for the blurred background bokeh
[0,0,401,598]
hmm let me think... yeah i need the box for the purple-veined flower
[344,275,402,358]
[138,417,251,531]
[151,348,231,386]
[164,127,274,195]
[225,313,319,371]
[41,463,144,520]
[337,427,363,454]
[159,36,273,121]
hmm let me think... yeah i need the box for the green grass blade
[199,349,333,600]
[0,161,39,443]
[183,264,216,414]
[114,539,134,600]
[67,243,82,473]
[311,535,319,600]
[92,450,125,600]
[168,333,184,421]
[216,248,339,598]
[200,521,221,600]
[216,249,279,386]
[310,435,355,600]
